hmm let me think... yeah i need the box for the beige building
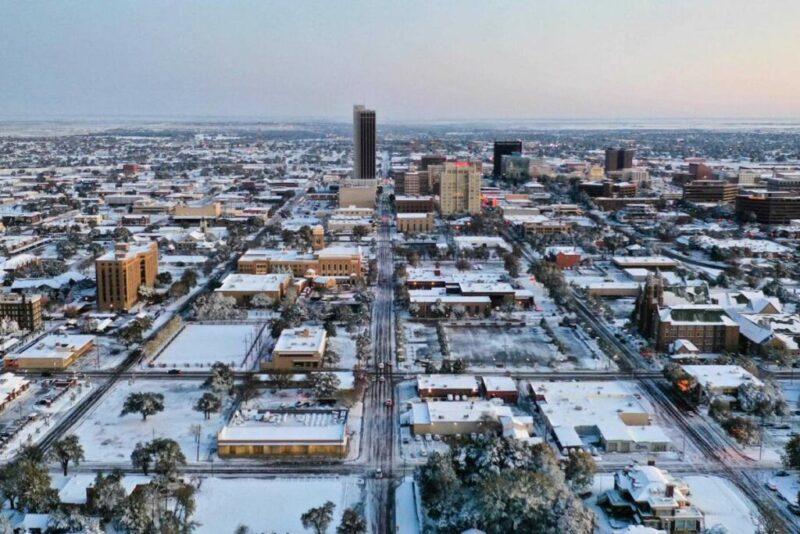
[238,246,363,280]
[173,202,222,220]
[262,326,327,370]
[396,212,434,234]
[438,161,481,215]
[96,242,159,312]
[338,179,377,208]
[4,334,95,370]
[215,273,291,305]
[217,408,349,458]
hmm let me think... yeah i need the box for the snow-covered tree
[89,469,127,523]
[47,434,85,476]
[308,372,340,399]
[250,293,274,309]
[194,392,222,419]
[193,294,246,321]
[301,501,335,534]
[337,508,366,534]
[48,507,91,533]
[737,381,788,418]
[563,450,596,492]
[419,437,594,534]
[120,392,165,421]
[205,361,234,395]
[0,514,12,534]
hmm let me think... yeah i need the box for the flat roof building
[3,334,95,370]
[96,242,158,312]
[263,326,327,371]
[0,292,43,332]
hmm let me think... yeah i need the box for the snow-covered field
[69,379,229,464]
[329,331,358,369]
[193,476,363,533]
[154,323,264,369]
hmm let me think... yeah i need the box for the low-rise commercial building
[409,400,533,440]
[416,375,479,399]
[172,202,222,221]
[396,213,434,234]
[529,381,671,453]
[215,273,292,305]
[3,334,95,370]
[238,246,363,279]
[262,326,327,371]
[217,408,349,458]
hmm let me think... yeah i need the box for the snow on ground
[684,475,758,534]
[329,330,358,369]
[69,379,229,464]
[193,476,363,534]
[0,381,94,461]
[395,477,422,534]
[153,323,264,369]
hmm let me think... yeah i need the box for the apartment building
[0,293,43,332]
[95,242,159,312]
[438,161,482,215]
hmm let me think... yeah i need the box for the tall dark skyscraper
[604,147,635,173]
[493,140,522,176]
[353,104,376,180]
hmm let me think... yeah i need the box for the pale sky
[1,0,799,121]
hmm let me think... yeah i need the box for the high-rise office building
[493,141,522,177]
[353,105,376,180]
[439,161,482,215]
[604,147,635,173]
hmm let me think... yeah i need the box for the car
[384,399,393,407]
[420,449,428,457]
[378,362,385,371]
[375,469,383,479]
[167,369,182,375]
[775,470,790,477]
[788,504,800,516]
[765,481,778,491]
[378,376,385,382]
